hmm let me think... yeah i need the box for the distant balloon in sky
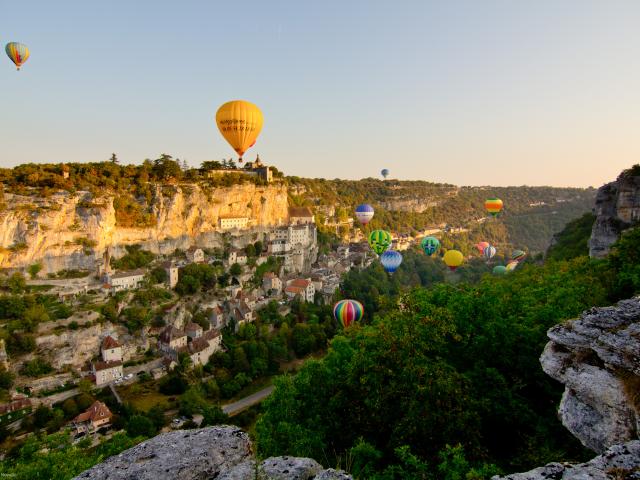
[511,249,526,262]
[506,261,519,272]
[381,169,389,179]
[443,250,464,271]
[421,236,440,256]
[215,100,263,163]
[368,229,392,255]
[485,198,503,217]
[493,265,507,275]
[355,204,374,225]
[476,241,490,254]
[5,42,29,70]
[380,250,402,273]
[483,245,496,260]
[333,299,364,329]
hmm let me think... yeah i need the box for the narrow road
[222,385,274,416]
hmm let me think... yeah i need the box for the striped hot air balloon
[443,250,464,271]
[368,229,392,255]
[421,236,440,256]
[5,42,29,70]
[380,250,402,273]
[483,245,497,260]
[484,198,503,217]
[511,249,526,262]
[355,204,374,225]
[333,299,364,329]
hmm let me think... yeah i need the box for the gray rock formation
[540,298,640,453]
[590,171,640,258]
[73,426,351,480]
[493,440,640,480]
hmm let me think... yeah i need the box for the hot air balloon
[511,249,526,262]
[215,100,263,163]
[333,299,364,329]
[506,261,518,272]
[443,250,464,271]
[380,250,402,273]
[483,245,497,260]
[5,42,29,70]
[421,236,440,256]
[355,204,374,225]
[475,241,490,254]
[485,198,503,217]
[368,230,392,255]
[493,265,507,275]
[381,169,389,179]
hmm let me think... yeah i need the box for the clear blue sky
[1,0,639,187]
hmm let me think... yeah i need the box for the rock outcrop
[493,440,640,480]
[74,426,352,480]
[590,171,640,258]
[0,183,289,272]
[540,298,639,453]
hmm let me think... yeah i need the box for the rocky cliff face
[496,298,640,479]
[589,172,640,258]
[0,183,289,272]
[74,426,351,480]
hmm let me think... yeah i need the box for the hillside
[288,177,595,252]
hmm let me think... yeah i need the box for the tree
[126,415,156,438]
[110,153,119,164]
[244,244,256,258]
[0,367,14,391]
[7,272,26,294]
[62,398,79,418]
[230,263,242,276]
[27,263,42,279]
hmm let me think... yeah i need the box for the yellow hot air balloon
[215,100,263,163]
[5,42,30,70]
[443,250,464,271]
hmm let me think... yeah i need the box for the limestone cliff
[73,426,351,480]
[590,170,640,258]
[0,183,289,272]
[496,298,640,479]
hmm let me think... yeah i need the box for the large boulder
[74,425,351,480]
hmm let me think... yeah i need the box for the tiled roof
[101,335,121,350]
[73,401,112,424]
[288,206,313,218]
[159,326,186,344]
[184,322,202,332]
[0,398,32,415]
[93,360,122,372]
[289,279,311,288]
[110,268,146,280]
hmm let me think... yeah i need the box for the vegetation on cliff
[255,228,640,478]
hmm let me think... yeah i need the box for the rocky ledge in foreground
[73,425,351,480]
[540,297,640,454]
[493,440,640,480]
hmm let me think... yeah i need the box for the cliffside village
[0,205,375,437]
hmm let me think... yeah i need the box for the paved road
[222,385,275,416]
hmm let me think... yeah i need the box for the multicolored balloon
[380,250,402,273]
[483,245,497,260]
[5,42,29,70]
[215,100,264,162]
[493,265,507,275]
[475,241,490,254]
[511,249,526,262]
[355,204,374,225]
[485,198,503,217]
[368,229,392,255]
[333,299,364,329]
[443,250,464,271]
[506,261,519,272]
[421,236,440,256]
[381,169,389,179]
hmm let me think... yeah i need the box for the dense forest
[255,224,640,479]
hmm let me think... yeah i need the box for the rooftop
[101,335,121,350]
[110,268,146,280]
[288,206,313,218]
[73,401,112,424]
[93,360,122,371]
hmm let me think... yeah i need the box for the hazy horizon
[1,1,639,188]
